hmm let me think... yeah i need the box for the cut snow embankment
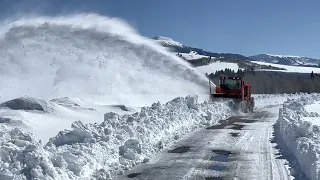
[278,93,320,180]
[253,93,305,110]
[0,95,232,180]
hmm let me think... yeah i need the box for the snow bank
[253,93,304,109]
[278,93,320,180]
[0,95,232,180]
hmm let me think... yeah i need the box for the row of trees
[208,69,320,94]
[206,68,255,79]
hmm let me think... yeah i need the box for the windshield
[220,79,241,90]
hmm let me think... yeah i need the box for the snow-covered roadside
[304,101,320,126]
[0,95,232,180]
[253,93,304,110]
[278,93,320,180]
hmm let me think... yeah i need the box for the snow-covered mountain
[152,36,251,61]
[152,36,320,68]
[152,36,184,47]
[250,54,320,67]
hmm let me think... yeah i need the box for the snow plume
[0,95,232,180]
[0,14,208,106]
[277,93,320,180]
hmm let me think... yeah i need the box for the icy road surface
[115,107,293,180]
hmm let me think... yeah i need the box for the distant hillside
[152,36,252,61]
[152,36,320,68]
[250,54,320,67]
[152,36,285,71]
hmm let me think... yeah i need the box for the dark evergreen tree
[311,71,315,79]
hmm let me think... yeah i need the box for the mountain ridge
[152,36,251,61]
[152,36,320,67]
[250,54,320,67]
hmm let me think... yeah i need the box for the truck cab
[209,75,254,112]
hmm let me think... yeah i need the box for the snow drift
[278,93,320,180]
[0,95,232,180]
[0,13,208,106]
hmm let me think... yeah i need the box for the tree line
[207,69,320,94]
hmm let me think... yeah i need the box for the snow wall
[0,13,208,106]
[0,95,232,180]
[278,93,320,180]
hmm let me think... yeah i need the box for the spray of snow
[0,14,208,106]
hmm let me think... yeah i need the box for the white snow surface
[304,101,320,126]
[0,96,138,143]
[153,36,184,47]
[179,51,210,61]
[195,61,239,75]
[252,61,320,73]
[0,95,234,180]
[0,14,208,107]
[266,54,302,58]
[252,93,303,109]
[278,93,320,180]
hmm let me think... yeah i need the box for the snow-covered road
[115,107,293,180]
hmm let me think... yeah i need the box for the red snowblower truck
[209,75,254,112]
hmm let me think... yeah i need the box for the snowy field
[195,61,239,75]
[253,61,320,73]
[179,51,209,61]
[278,94,320,180]
[0,97,139,143]
[304,101,320,126]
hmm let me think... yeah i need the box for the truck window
[221,79,241,90]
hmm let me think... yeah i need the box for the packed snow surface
[253,61,320,73]
[278,93,320,180]
[0,14,208,107]
[195,61,239,75]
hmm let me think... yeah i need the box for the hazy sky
[1,0,319,58]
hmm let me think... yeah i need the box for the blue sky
[1,0,320,58]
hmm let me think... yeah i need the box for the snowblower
[209,75,254,112]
